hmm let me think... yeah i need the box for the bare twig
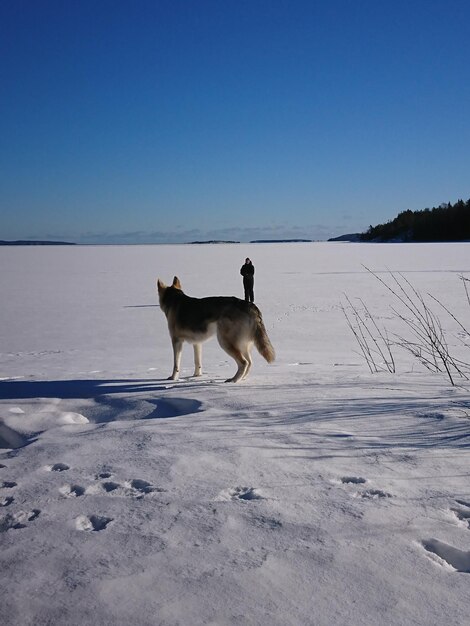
[341,294,395,373]
[345,268,470,386]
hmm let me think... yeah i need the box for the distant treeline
[361,198,470,242]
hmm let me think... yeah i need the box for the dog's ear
[157,279,166,294]
[172,276,182,290]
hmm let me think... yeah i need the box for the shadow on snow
[0,378,203,428]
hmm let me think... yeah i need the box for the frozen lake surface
[1,242,470,625]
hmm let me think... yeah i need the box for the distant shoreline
[0,240,76,246]
[0,239,315,246]
[249,239,312,243]
[3,238,469,247]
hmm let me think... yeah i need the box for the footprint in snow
[422,539,470,573]
[217,486,263,501]
[337,476,392,499]
[358,489,392,499]
[421,500,470,573]
[45,463,70,472]
[60,484,85,498]
[1,496,14,507]
[1,480,17,489]
[127,478,155,494]
[451,499,470,530]
[75,514,113,532]
[119,478,162,498]
[84,474,164,499]
[0,509,40,532]
[96,471,112,479]
[341,476,367,485]
[101,481,120,493]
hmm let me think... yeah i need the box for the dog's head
[157,276,181,292]
[157,276,182,311]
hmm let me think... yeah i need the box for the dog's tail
[253,307,275,363]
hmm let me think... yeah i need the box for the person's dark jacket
[240,263,254,281]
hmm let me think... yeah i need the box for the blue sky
[1,0,469,243]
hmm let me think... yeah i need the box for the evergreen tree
[360,199,470,242]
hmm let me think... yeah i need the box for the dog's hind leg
[193,343,202,377]
[241,346,253,380]
[218,340,250,382]
[226,351,249,382]
[169,338,183,380]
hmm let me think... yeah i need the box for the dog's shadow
[0,378,203,429]
[0,378,167,400]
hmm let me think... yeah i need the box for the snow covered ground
[1,242,470,625]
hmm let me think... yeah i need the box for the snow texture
[1,242,470,625]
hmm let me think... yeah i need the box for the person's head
[245,258,251,264]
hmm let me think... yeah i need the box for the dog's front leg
[169,338,183,380]
[193,343,202,377]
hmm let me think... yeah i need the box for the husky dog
[157,277,275,382]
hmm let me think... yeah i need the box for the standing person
[240,257,255,303]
